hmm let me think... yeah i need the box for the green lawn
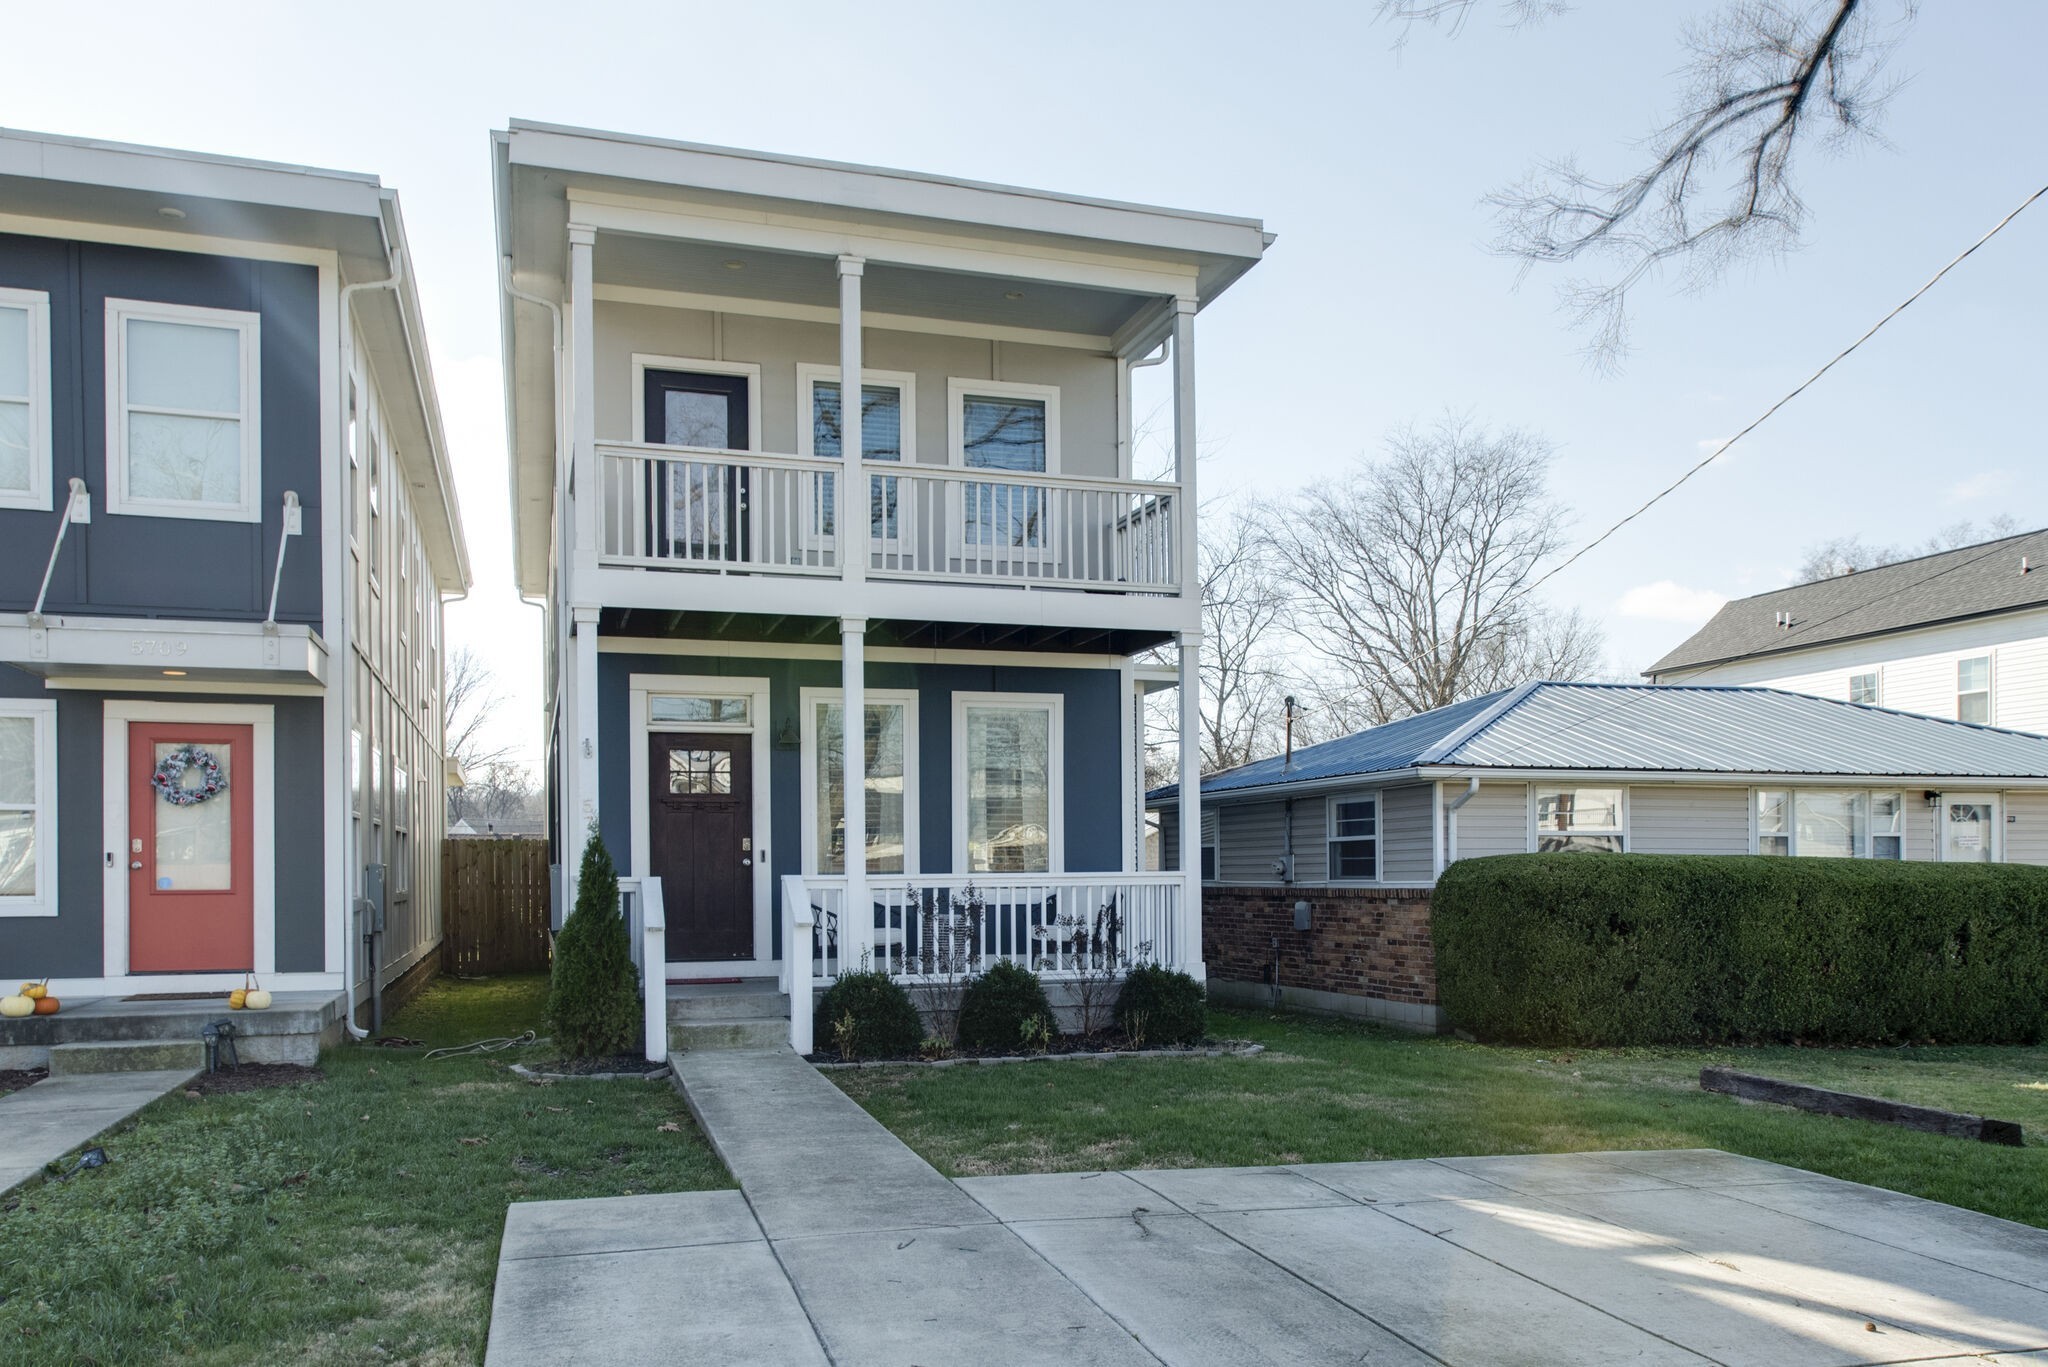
[835,1007,2048,1227]
[0,974,730,1367]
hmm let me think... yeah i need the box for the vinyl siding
[1629,786,1750,855]
[1293,798,1330,884]
[1381,783,1435,883]
[1654,607,2048,735]
[1452,782,1528,861]
[1218,801,1284,883]
[2006,791,2048,865]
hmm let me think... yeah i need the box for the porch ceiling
[598,608,1171,658]
[593,233,1157,341]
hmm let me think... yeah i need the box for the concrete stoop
[0,992,342,1069]
[667,981,790,1055]
[48,1039,204,1076]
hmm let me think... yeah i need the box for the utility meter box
[1293,900,1312,932]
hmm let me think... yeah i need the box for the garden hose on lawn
[422,1030,542,1060]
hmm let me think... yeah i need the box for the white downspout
[1442,777,1481,880]
[336,244,404,1041]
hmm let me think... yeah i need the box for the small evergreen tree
[547,829,640,1058]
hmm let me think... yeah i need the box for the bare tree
[1262,413,1604,724]
[1796,514,2023,581]
[1195,511,1291,773]
[1383,0,1916,365]
[445,646,518,777]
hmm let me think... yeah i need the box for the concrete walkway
[484,1050,2048,1366]
[0,1068,197,1193]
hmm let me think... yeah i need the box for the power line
[1523,179,2048,601]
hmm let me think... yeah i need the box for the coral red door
[128,723,254,972]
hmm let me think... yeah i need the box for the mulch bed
[185,1063,324,1095]
[807,1031,1251,1066]
[517,1054,669,1079]
[0,1066,48,1096]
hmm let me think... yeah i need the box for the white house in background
[492,122,1269,1057]
[1647,527,2048,733]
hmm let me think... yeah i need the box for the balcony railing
[596,442,1180,594]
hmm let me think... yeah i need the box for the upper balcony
[495,123,1270,648]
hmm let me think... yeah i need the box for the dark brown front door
[649,731,753,962]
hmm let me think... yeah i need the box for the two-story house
[0,130,468,1041]
[493,122,1267,1051]
[1647,528,2048,733]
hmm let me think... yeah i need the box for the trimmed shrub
[814,970,923,1060]
[1435,853,2048,1047]
[547,830,640,1058]
[957,960,1054,1052]
[1115,964,1208,1046]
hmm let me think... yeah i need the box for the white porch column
[571,605,601,891]
[840,615,868,974]
[1171,297,1198,595]
[1177,630,1204,980]
[568,224,598,563]
[837,255,866,588]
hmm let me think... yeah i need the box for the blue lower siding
[597,651,1127,959]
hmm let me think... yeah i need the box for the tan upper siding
[1452,782,1529,861]
[1629,786,1751,855]
[2006,791,2048,865]
[1382,783,1435,883]
[1653,606,2048,734]
[593,301,1119,478]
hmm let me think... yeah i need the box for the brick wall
[1203,885,1437,1006]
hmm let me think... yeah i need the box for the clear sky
[8,1,2043,770]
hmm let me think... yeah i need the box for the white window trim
[1528,785,1629,853]
[0,699,57,916]
[0,286,54,512]
[798,686,921,877]
[629,354,763,452]
[1958,654,1993,725]
[1940,791,2004,863]
[1324,789,1383,884]
[1848,670,1881,707]
[1752,787,1905,859]
[103,298,262,523]
[952,691,1065,874]
[795,365,918,463]
[947,376,1061,474]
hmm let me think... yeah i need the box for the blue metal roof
[1150,682,2048,802]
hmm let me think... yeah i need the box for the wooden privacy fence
[442,838,552,975]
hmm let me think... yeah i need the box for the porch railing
[782,869,1184,1004]
[618,876,667,1063]
[595,442,1180,593]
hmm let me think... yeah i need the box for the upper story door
[644,369,749,563]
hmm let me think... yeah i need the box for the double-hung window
[1534,787,1625,853]
[798,367,913,543]
[955,694,1062,874]
[1756,789,1903,859]
[1326,793,1379,880]
[803,689,918,876]
[1848,672,1879,706]
[105,299,260,521]
[1958,656,1991,724]
[0,286,52,511]
[950,379,1059,552]
[0,701,56,915]
[1200,810,1219,883]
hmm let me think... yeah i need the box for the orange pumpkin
[228,988,248,1010]
[32,996,58,1015]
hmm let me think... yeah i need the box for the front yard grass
[835,1007,2048,1228]
[0,973,730,1366]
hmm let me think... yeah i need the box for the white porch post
[1171,296,1198,596]
[837,255,866,588]
[840,615,868,975]
[1177,630,1204,980]
[568,223,598,565]
[571,605,601,891]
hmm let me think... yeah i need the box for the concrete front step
[670,1018,788,1053]
[48,1039,206,1076]
[667,985,791,1024]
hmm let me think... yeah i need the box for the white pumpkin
[0,994,33,1019]
[244,989,272,1011]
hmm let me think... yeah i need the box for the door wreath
[152,745,227,806]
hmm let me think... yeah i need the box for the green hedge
[1434,853,2048,1047]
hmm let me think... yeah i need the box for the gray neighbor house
[1152,681,2048,1031]
[0,130,469,1061]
